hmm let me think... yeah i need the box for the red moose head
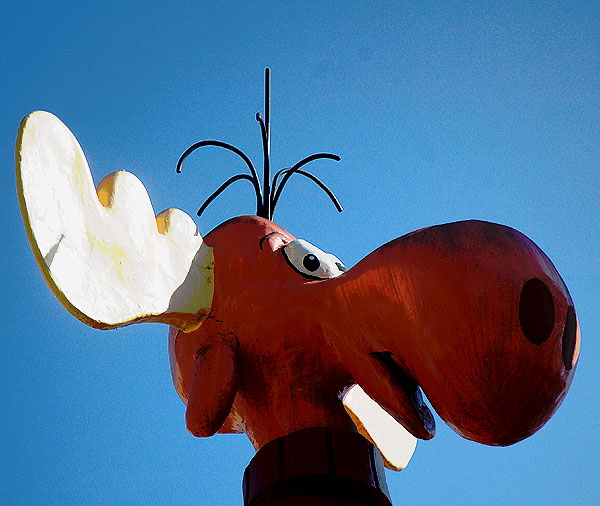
[17,102,579,477]
[170,214,579,453]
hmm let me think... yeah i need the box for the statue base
[242,427,392,506]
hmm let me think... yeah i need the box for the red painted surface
[169,216,579,450]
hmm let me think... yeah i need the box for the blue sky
[2,2,598,505]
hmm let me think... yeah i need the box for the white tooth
[342,383,417,471]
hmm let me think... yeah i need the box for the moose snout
[324,220,579,446]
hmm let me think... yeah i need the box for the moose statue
[17,71,579,506]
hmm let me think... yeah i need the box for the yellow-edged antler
[17,111,213,331]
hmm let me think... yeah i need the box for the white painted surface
[16,111,213,331]
[343,384,417,471]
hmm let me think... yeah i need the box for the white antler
[16,111,213,331]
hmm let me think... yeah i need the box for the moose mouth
[370,351,435,438]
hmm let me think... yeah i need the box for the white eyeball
[283,239,347,279]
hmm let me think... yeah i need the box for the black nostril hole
[562,306,577,370]
[519,278,555,345]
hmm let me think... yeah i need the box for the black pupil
[303,254,320,272]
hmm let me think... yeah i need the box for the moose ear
[16,111,213,332]
[343,384,417,471]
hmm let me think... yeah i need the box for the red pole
[243,428,392,506]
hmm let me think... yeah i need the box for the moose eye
[283,239,347,279]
